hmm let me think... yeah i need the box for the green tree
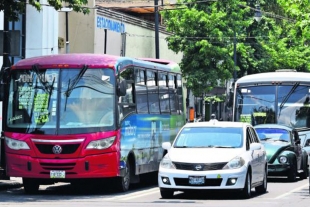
[1,0,89,21]
[162,0,310,94]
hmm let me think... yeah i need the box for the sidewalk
[0,177,23,191]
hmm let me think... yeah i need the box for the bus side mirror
[117,79,127,96]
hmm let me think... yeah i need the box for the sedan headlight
[5,137,30,150]
[160,155,176,169]
[278,156,288,163]
[86,136,115,150]
[223,156,245,169]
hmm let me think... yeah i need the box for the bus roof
[236,71,310,84]
[12,53,180,73]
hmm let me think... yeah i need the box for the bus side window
[119,68,136,119]
[159,72,169,113]
[169,73,177,114]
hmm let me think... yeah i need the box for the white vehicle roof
[183,121,251,128]
[236,71,310,84]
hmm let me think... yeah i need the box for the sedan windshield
[174,127,243,148]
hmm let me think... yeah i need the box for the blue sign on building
[97,16,125,33]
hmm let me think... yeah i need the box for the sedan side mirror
[162,142,171,150]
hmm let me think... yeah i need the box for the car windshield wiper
[212,146,236,148]
[174,146,188,148]
[260,137,272,141]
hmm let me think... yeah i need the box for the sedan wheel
[160,188,174,199]
[255,167,267,194]
[240,171,251,199]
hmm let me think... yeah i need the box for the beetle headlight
[278,156,288,163]
[160,155,176,169]
[86,136,115,150]
[5,137,30,150]
[223,156,245,169]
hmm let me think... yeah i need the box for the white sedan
[158,121,267,199]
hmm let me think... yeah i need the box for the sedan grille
[173,162,227,171]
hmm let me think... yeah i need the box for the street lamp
[59,8,73,54]
[233,4,262,82]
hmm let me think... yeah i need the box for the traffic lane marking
[104,188,159,201]
[274,183,308,199]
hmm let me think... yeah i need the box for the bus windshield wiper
[32,64,54,93]
[279,82,300,109]
[65,65,88,97]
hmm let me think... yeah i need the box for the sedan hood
[262,141,290,161]
[168,148,244,163]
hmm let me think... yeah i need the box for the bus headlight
[86,136,116,150]
[5,137,30,150]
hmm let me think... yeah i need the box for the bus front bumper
[6,152,120,179]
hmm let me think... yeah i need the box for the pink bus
[0,53,186,193]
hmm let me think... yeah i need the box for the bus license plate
[189,176,205,185]
[50,170,65,178]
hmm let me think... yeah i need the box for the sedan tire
[240,170,251,199]
[160,188,174,199]
[255,167,267,194]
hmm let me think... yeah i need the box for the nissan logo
[52,145,62,154]
[195,165,203,171]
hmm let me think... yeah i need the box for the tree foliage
[161,0,310,96]
[0,0,89,21]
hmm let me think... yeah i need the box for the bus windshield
[235,84,310,127]
[7,68,115,134]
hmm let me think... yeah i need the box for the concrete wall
[26,0,58,58]
[58,1,96,54]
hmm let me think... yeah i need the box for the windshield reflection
[7,68,116,134]
[235,84,310,127]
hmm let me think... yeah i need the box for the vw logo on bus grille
[52,145,62,154]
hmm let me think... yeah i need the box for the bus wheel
[23,178,40,194]
[115,160,131,192]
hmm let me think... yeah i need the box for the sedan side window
[249,127,260,143]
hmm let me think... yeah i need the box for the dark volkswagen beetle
[254,124,309,182]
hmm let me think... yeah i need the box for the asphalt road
[0,176,308,207]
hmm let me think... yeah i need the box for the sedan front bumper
[158,165,248,191]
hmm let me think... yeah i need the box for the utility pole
[154,0,159,59]
[2,15,11,70]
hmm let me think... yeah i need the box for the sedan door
[247,128,260,183]
[250,127,266,181]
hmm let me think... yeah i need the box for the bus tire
[115,160,131,192]
[23,178,40,194]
